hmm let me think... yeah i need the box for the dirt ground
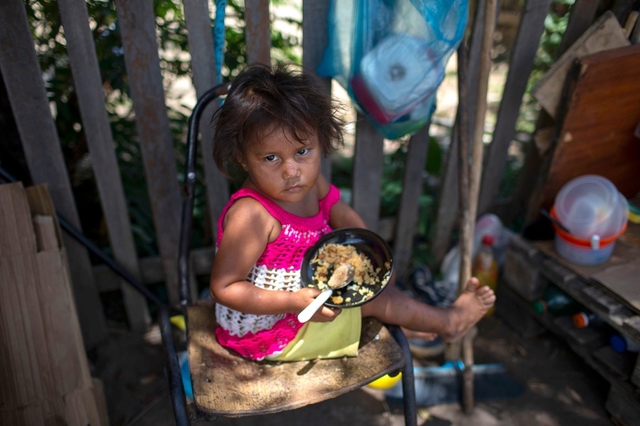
[93,312,614,426]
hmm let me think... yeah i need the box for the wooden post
[456,0,498,413]
[57,0,151,333]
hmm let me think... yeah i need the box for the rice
[309,243,389,304]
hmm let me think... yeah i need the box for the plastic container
[472,235,498,317]
[554,175,618,239]
[532,285,579,316]
[551,207,627,266]
[351,34,444,125]
[554,175,628,240]
[572,311,605,329]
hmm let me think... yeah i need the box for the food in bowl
[308,243,391,305]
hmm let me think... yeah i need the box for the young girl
[209,64,495,361]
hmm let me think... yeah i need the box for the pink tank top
[215,185,340,360]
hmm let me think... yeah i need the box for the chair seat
[187,301,405,418]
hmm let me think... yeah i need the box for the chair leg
[388,325,417,426]
[159,308,191,426]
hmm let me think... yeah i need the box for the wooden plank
[556,0,601,56]
[352,115,383,232]
[538,44,640,211]
[33,216,58,252]
[64,382,108,426]
[532,11,629,119]
[92,245,216,292]
[26,186,94,392]
[58,0,150,332]
[3,255,53,408]
[393,125,431,275]
[36,250,92,395]
[245,0,271,65]
[303,0,333,179]
[183,0,230,244]
[0,183,37,256]
[0,0,107,348]
[0,258,36,409]
[478,0,553,215]
[115,1,184,305]
[611,0,639,25]
[606,382,640,426]
[591,262,640,313]
[431,124,460,268]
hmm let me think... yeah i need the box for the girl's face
[240,126,322,206]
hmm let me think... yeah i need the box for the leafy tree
[26,0,301,256]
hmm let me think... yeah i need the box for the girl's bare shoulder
[223,196,280,241]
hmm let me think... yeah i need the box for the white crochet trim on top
[216,264,302,337]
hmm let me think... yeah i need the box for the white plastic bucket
[551,207,626,265]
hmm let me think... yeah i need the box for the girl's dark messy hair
[212,63,345,176]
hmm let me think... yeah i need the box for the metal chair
[159,82,418,425]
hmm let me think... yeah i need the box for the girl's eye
[264,155,278,162]
[297,148,309,156]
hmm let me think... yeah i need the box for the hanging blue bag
[318,0,468,140]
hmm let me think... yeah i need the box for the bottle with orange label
[472,235,499,317]
[572,310,605,329]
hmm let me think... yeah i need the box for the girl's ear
[238,154,248,171]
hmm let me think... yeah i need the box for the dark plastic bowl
[300,228,394,308]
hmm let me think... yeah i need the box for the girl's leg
[361,277,495,342]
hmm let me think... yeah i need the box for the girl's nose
[283,162,299,179]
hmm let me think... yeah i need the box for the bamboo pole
[457,0,497,413]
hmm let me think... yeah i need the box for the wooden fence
[0,0,636,349]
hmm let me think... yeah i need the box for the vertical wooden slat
[507,0,600,226]
[245,0,271,65]
[556,0,600,55]
[303,0,333,179]
[0,0,107,348]
[115,1,183,305]
[393,125,431,275]
[478,0,553,215]
[57,0,151,333]
[431,0,493,268]
[183,0,230,243]
[352,116,384,232]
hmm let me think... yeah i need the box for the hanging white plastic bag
[318,0,468,139]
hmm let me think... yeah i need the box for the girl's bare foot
[442,277,495,342]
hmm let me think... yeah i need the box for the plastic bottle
[610,334,640,353]
[532,285,579,316]
[572,311,605,329]
[472,235,499,317]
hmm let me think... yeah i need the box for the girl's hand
[296,287,342,322]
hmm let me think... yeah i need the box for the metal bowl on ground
[300,228,394,308]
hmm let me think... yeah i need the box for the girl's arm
[209,197,334,318]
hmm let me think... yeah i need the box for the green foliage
[515,0,574,134]
[27,0,301,256]
[331,135,441,267]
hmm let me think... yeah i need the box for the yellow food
[310,243,390,305]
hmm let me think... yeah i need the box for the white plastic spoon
[297,264,355,323]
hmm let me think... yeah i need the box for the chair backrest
[178,83,231,308]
